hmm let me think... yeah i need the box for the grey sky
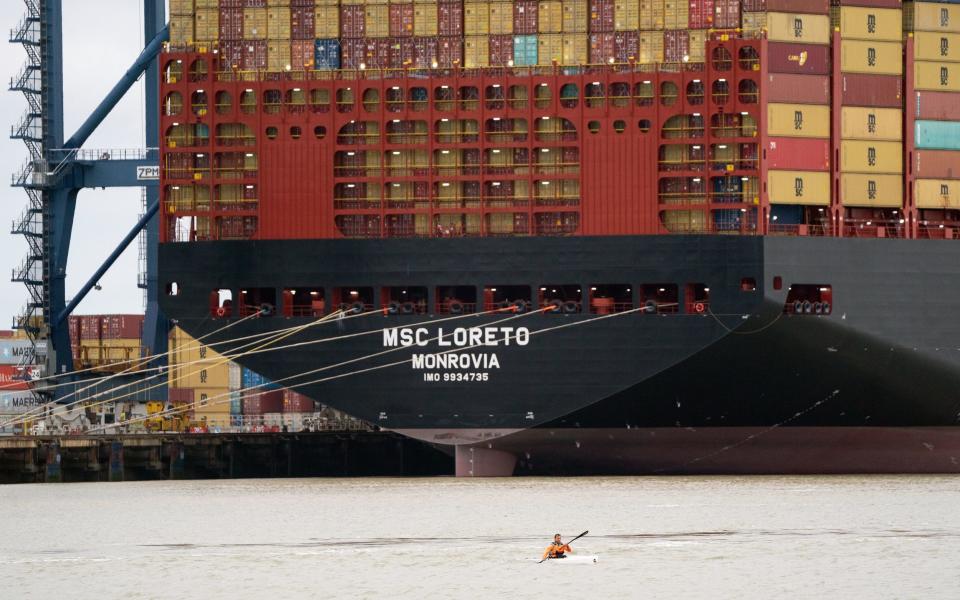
[1,1,153,326]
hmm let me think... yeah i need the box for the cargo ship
[158,0,960,475]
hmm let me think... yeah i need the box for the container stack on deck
[0,331,43,423]
[908,1,960,223]
[168,326,233,428]
[68,315,145,373]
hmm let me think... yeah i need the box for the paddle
[538,530,589,563]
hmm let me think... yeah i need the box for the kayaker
[542,533,573,560]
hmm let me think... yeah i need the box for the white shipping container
[228,362,242,391]
[0,392,45,414]
[0,340,46,365]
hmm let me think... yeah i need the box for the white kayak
[540,555,599,564]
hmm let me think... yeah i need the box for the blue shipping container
[314,39,341,70]
[240,367,280,391]
[513,35,538,67]
[915,120,960,151]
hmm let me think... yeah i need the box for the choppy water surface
[1,476,959,599]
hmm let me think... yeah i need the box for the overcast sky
[1,1,151,325]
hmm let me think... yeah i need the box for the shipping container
[840,73,903,107]
[169,13,193,45]
[240,366,281,391]
[438,36,463,66]
[243,7,267,39]
[490,2,514,34]
[640,0,665,29]
[907,1,960,33]
[290,5,315,39]
[99,314,144,340]
[366,4,390,37]
[915,120,960,150]
[767,42,831,74]
[663,29,689,63]
[841,173,904,207]
[768,170,832,205]
[765,137,831,171]
[767,12,831,45]
[563,33,589,63]
[765,0,829,13]
[913,149,960,179]
[688,30,706,62]
[440,3,464,36]
[515,0,540,34]
[563,0,589,32]
[283,390,316,413]
[840,140,904,172]
[267,39,292,71]
[514,34,539,65]
[765,73,831,104]
[914,31,960,62]
[340,5,365,38]
[741,11,767,35]
[219,7,244,40]
[664,0,689,29]
[195,387,232,413]
[242,389,284,414]
[840,40,903,75]
[465,35,489,66]
[315,5,340,38]
[639,29,664,63]
[915,90,960,120]
[194,8,219,42]
[0,392,45,414]
[489,34,514,64]
[590,0,615,32]
[415,3,439,36]
[465,2,488,34]
[267,5,291,39]
[614,0,639,30]
[168,387,194,405]
[614,30,639,62]
[713,0,740,29]
[915,178,960,208]
[314,38,342,69]
[840,107,903,140]
[589,32,615,63]
[767,103,832,138]
[839,7,903,41]
[688,0,714,29]
[243,39,268,70]
[390,3,415,37]
[540,1,564,32]
[230,391,243,415]
[915,61,960,91]
[539,33,564,64]
[0,365,39,391]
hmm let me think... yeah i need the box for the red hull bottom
[451,427,960,476]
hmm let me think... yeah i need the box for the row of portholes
[264,125,327,140]
[588,120,653,134]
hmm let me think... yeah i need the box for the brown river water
[1,476,958,599]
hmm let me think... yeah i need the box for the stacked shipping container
[835,1,905,222]
[908,1,960,227]
[68,314,145,373]
[168,326,232,428]
[764,6,833,226]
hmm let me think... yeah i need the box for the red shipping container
[765,73,830,104]
[914,150,960,180]
[243,0,266,7]
[341,38,366,69]
[169,387,194,405]
[80,315,101,341]
[915,91,960,121]
[766,0,828,13]
[362,39,392,69]
[101,314,144,340]
[291,6,315,40]
[291,39,314,69]
[0,330,13,338]
[664,30,690,63]
[437,36,462,67]
[767,42,830,75]
[413,37,439,68]
[439,3,464,36]
[514,0,539,35]
[589,33,615,64]
[291,0,313,7]
[389,37,416,68]
[614,31,638,63]
[840,73,902,108]
[765,137,830,171]
[219,7,244,40]
[220,0,243,7]
[0,365,34,391]
[390,4,415,37]
[242,389,284,414]
[220,40,245,69]
[589,0,614,33]
[688,0,714,29]
[242,40,267,70]
[713,0,740,29]
[340,5,365,38]
[489,34,514,65]
[282,390,315,413]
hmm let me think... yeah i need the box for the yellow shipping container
[767,103,831,138]
[767,12,831,44]
[688,30,706,63]
[538,33,564,65]
[839,7,902,41]
[244,8,268,40]
[170,0,194,13]
[563,0,588,33]
[490,2,514,35]
[841,173,904,207]
[465,35,489,67]
[641,0,665,30]
[195,0,218,8]
[168,327,231,390]
[916,179,960,208]
[562,33,588,64]
[615,0,639,31]
[267,40,292,72]
[768,170,831,205]
[840,107,903,141]
[915,31,960,63]
[267,6,291,39]
[663,0,688,30]
[465,2,490,35]
[315,0,340,5]
[840,140,903,173]
[540,1,563,33]
[908,1,960,33]
[742,11,767,35]
[840,40,903,75]
[194,8,219,42]
[415,4,439,36]
[365,5,389,37]
[169,14,193,45]
[915,60,960,91]
[315,5,340,38]
[193,388,232,415]
[639,30,664,64]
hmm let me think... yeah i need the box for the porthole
[588,120,600,134]
[266,126,278,140]
[314,126,326,140]
[613,120,626,133]
[290,126,302,140]
[638,119,651,133]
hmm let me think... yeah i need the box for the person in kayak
[542,533,573,560]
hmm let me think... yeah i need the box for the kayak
[541,555,599,564]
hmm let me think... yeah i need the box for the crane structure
[9,0,169,399]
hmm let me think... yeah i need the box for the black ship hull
[159,235,960,475]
